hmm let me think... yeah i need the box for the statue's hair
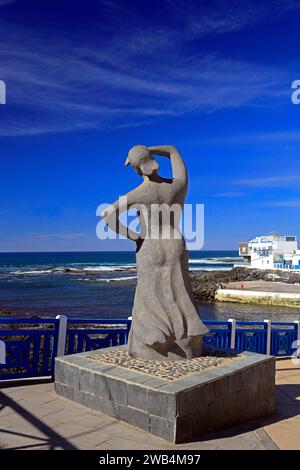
[125,145,150,168]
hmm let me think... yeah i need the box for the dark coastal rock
[55,267,136,275]
[191,267,300,303]
[0,310,14,317]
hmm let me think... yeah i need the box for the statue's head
[125,145,159,177]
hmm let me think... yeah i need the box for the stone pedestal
[54,347,276,443]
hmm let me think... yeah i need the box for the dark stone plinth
[54,346,276,443]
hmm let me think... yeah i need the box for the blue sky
[1,0,300,251]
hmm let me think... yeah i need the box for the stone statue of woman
[102,145,208,360]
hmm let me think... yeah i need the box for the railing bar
[42,334,51,373]
[0,329,58,335]
[68,332,76,355]
[0,318,59,324]
[31,334,41,373]
[77,334,84,353]
[56,315,67,357]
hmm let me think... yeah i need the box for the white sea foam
[10,258,238,276]
[266,273,281,279]
[80,265,135,272]
[190,266,232,271]
[11,264,136,275]
[12,269,54,275]
[77,276,137,282]
[99,276,137,282]
[189,257,241,264]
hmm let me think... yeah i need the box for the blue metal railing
[271,322,298,357]
[235,321,267,355]
[0,317,299,381]
[0,318,59,380]
[202,321,232,350]
[274,263,300,270]
[66,318,131,355]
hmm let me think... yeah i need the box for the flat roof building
[239,233,299,270]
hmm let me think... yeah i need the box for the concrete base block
[54,347,276,443]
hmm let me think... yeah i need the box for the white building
[239,233,300,270]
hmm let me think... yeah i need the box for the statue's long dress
[128,235,209,360]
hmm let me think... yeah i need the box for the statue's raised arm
[148,145,187,186]
[101,185,148,243]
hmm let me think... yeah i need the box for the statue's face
[126,145,159,177]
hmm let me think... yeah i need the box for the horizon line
[0,248,238,254]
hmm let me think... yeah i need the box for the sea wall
[191,267,300,303]
[215,288,300,308]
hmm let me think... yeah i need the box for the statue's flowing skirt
[128,237,209,359]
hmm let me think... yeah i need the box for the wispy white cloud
[264,199,300,207]
[203,131,300,145]
[168,0,300,36]
[213,191,245,198]
[236,175,299,188]
[0,0,297,136]
[0,37,288,136]
[244,131,300,143]
[31,232,87,240]
[0,0,16,6]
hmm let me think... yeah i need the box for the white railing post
[0,340,6,364]
[228,319,236,349]
[264,319,272,355]
[294,321,300,358]
[56,315,68,357]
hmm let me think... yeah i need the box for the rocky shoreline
[191,266,300,303]
[2,266,300,317]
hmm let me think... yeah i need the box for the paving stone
[150,415,175,442]
[127,383,148,411]
[94,374,111,401]
[115,404,150,432]
[213,376,230,398]
[79,370,95,394]
[54,382,74,400]
[55,362,80,388]
[234,388,251,417]
[69,388,114,418]
[95,435,168,450]
[176,406,209,443]
[110,377,128,405]
[147,389,176,420]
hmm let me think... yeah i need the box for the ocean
[1,250,300,322]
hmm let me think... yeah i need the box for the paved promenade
[262,358,300,450]
[0,358,299,450]
[225,280,300,293]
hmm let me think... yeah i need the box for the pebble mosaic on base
[86,349,239,381]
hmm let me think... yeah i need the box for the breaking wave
[77,276,137,283]
[9,256,241,277]
[189,257,242,264]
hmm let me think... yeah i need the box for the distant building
[239,233,300,269]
